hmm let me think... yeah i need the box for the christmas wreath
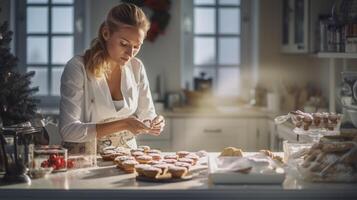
[122,0,171,42]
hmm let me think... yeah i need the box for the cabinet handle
[203,129,222,134]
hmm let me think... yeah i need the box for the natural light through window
[193,0,241,97]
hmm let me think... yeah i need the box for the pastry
[175,161,191,170]
[220,147,243,157]
[135,164,151,176]
[142,166,162,178]
[178,158,194,165]
[147,149,161,154]
[130,149,144,155]
[177,151,190,158]
[136,155,152,164]
[313,113,322,126]
[168,165,188,178]
[114,155,135,165]
[121,160,139,173]
[185,153,199,163]
[148,160,161,165]
[321,142,355,153]
[164,154,178,160]
[152,163,169,175]
[259,149,273,158]
[148,153,161,161]
[163,159,177,164]
[131,151,145,158]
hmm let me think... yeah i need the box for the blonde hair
[83,3,150,77]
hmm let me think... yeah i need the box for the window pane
[27,7,48,33]
[52,0,74,4]
[194,37,215,65]
[194,8,215,34]
[52,36,73,64]
[217,67,240,96]
[218,0,240,5]
[27,0,48,4]
[51,67,64,96]
[219,37,240,65]
[27,36,48,64]
[52,7,74,33]
[27,67,48,95]
[219,8,240,34]
[194,0,215,5]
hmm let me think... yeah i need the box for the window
[15,0,84,108]
[193,0,241,97]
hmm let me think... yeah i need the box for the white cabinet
[281,0,335,53]
[282,0,309,53]
[247,118,270,151]
[172,118,249,152]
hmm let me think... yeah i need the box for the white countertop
[1,153,356,200]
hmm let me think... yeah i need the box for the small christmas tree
[0,11,39,127]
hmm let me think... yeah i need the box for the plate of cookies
[106,145,207,182]
[275,110,341,139]
[209,147,285,184]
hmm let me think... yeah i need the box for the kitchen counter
[1,153,356,200]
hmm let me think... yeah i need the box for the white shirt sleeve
[134,59,157,121]
[59,57,97,143]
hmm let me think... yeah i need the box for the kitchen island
[0,153,356,200]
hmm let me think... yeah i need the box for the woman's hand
[123,117,161,136]
[143,115,165,135]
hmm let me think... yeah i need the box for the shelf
[316,52,357,59]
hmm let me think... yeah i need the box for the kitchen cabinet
[282,0,309,53]
[247,118,270,151]
[171,117,270,152]
[281,0,335,53]
[172,118,249,152]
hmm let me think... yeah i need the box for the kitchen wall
[257,0,357,112]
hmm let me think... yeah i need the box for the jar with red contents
[33,145,68,172]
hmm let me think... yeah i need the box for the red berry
[50,154,57,161]
[67,160,74,169]
[55,159,62,168]
[41,160,49,168]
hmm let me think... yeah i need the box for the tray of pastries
[208,147,285,184]
[102,145,208,182]
[275,110,341,136]
[288,135,357,182]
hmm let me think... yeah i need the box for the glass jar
[33,145,68,172]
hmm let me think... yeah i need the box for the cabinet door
[172,118,248,152]
[281,0,309,53]
[247,119,269,151]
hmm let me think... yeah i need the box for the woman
[59,3,165,153]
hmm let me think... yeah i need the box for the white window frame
[14,0,85,108]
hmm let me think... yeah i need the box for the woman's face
[103,25,145,66]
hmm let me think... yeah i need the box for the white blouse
[59,56,157,145]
